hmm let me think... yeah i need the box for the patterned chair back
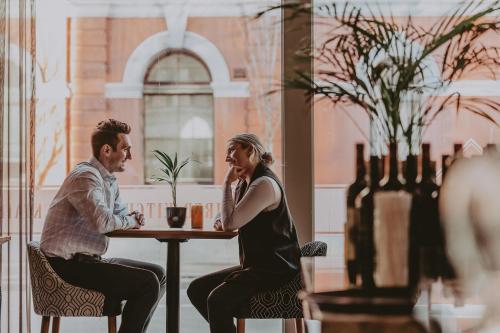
[27,241,106,317]
[301,241,328,257]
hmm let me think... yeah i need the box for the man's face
[105,133,132,173]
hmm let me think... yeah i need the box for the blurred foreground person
[441,145,500,333]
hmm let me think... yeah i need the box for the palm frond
[150,150,191,207]
[266,0,500,152]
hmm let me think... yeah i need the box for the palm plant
[150,150,190,207]
[263,0,500,156]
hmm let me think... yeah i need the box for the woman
[187,133,301,333]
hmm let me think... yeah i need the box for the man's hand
[224,166,245,185]
[128,211,145,229]
[213,219,223,231]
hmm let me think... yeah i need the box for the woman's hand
[213,219,223,231]
[224,166,245,185]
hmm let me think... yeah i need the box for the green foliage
[264,0,500,154]
[150,150,191,207]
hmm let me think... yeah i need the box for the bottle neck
[388,143,399,181]
[369,156,381,190]
[381,143,403,190]
[355,147,366,182]
[405,155,417,188]
[422,146,432,180]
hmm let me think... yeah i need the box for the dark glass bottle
[438,154,457,280]
[345,143,367,286]
[416,144,440,283]
[373,142,412,287]
[404,154,418,192]
[380,143,404,191]
[420,144,438,192]
[357,155,382,289]
[379,154,386,184]
[405,152,419,290]
[453,143,463,160]
[484,143,497,155]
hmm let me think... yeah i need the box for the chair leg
[295,318,304,333]
[236,318,245,333]
[108,316,117,333]
[40,316,50,333]
[51,317,60,333]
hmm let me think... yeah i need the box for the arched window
[144,52,214,183]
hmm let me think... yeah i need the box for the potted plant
[263,0,500,156]
[150,150,191,228]
[260,0,500,290]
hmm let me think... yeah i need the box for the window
[144,52,214,183]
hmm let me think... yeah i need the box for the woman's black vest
[235,163,301,275]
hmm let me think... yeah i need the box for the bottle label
[346,207,358,261]
[373,191,412,287]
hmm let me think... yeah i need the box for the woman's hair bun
[261,152,274,165]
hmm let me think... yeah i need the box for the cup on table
[191,204,203,229]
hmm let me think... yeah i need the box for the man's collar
[88,156,116,182]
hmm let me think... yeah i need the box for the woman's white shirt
[221,176,281,231]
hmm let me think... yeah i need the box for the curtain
[0,0,36,332]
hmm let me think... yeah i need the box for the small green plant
[150,150,191,207]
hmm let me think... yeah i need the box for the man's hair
[91,119,131,158]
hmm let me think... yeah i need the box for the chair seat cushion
[235,241,327,320]
[237,273,303,319]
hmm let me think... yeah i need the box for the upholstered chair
[27,241,122,333]
[235,241,327,333]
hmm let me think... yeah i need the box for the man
[40,119,165,333]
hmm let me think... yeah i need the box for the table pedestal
[161,239,187,333]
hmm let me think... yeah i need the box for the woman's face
[225,142,253,169]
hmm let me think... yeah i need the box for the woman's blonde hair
[228,133,274,166]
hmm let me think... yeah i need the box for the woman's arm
[221,177,281,231]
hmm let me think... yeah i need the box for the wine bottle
[453,143,463,160]
[484,143,497,155]
[439,154,457,280]
[406,152,419,291]
[405,154,418,192]
[420,144,438,192]
[345,143,367,286]
[373,142,412,287]
[357,154,382,289]
[417,144,440,282]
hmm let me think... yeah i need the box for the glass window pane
[146,53,211,83]
[33,3,283,333]
[144,94,214,183]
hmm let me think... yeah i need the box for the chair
[27,241,122,333]
[236,241,327,333]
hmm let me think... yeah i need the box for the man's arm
[67,172,137,233]
[114,186,145,226]
[113,186,128,215]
